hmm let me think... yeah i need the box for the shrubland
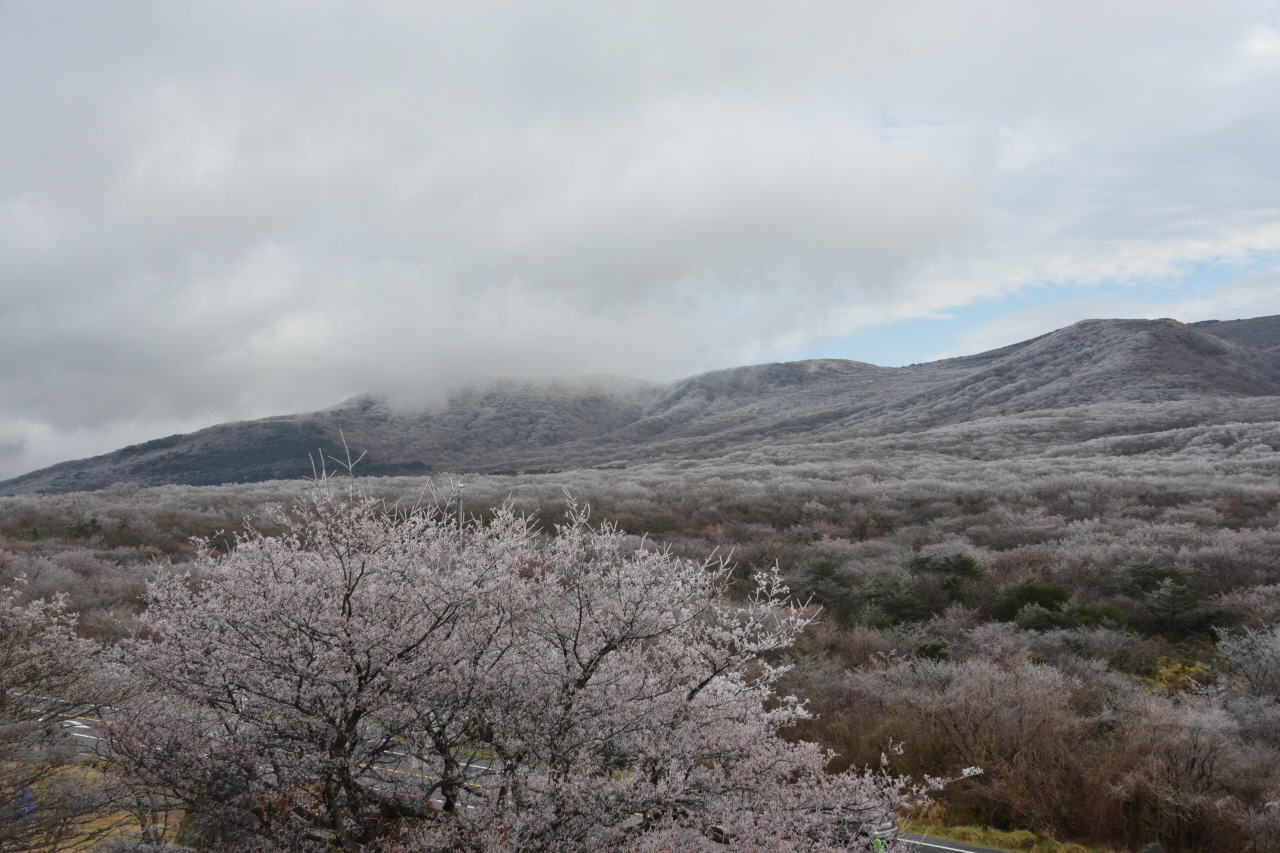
[4,440,1280,850]
[4,477,946,852]
[101,483,935,852]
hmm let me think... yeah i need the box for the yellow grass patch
[902,821,1132,853]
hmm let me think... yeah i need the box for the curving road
[901,833,1011,853]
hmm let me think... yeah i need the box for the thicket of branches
[5,446,1280,850]
[3,480,947,852]
[0,583,133,853]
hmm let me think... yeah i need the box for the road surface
[901,833,1014,853]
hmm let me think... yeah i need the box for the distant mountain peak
[1190,314,1280,354]
[4,315,1280,494]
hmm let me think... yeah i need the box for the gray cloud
[1,1,1278,477]
[0,439,24,462]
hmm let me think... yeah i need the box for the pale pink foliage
[113,483,941,852]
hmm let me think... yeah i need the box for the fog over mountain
[4,315,1280,495]
[4,3,1280,485]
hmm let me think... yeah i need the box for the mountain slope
[1193,314,1280,354]
[6,317,1280,494]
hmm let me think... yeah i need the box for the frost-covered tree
[112,484,942,852]
[0,583,119,853]
[1217,624,1280,697]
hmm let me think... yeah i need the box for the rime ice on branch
[0,584,122,853]
[111,482,957,852]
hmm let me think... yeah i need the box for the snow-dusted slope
[1192,314,1280,354]
[5,318,1280,494]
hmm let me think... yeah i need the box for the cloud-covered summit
[2,2,1279,478]
[6,316,1280,494]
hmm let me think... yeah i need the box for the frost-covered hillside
[4,316,1280,494]
[1192,313,1280,354]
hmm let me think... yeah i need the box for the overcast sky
[3,1,1280,478]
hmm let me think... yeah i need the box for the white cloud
[928,299,1154,359]
[1163,269,1280,321]
[928,267,1280,360]
[1,1,1279,477]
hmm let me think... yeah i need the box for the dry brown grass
[903,820,1131,853]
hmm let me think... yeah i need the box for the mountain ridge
[1191,314,1280,354]
[5,315,1280,495]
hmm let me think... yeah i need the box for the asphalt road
[58,715,103,747]
[900,833,1011,853]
